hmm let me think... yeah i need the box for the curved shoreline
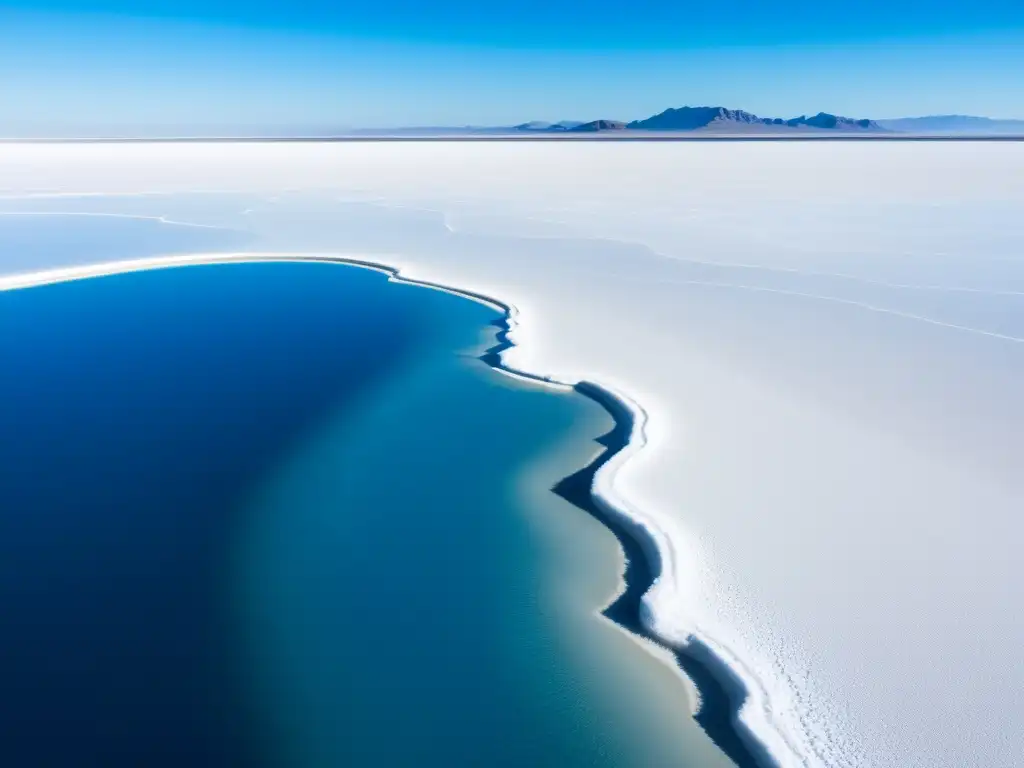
[0,251,783,768]
[563,383,780,768]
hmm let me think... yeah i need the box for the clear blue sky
[2,0,1023,133]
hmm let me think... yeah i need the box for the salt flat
[2,141,1023,768]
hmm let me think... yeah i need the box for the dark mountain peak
[627,105,884,132]
[513,106,885,135]
[627,106,771,130]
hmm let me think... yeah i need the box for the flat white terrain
[2,141,1022,767]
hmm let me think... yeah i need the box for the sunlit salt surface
[1,141,1023,768]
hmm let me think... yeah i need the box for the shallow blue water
[0,261,710,767]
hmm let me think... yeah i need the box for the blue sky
[2,1,1023,133]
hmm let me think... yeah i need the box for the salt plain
[2,140,1023,768]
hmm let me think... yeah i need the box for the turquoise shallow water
[0,259,727,767]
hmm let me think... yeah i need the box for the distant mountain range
[5,108,1022,140]
[511,106,1024,135]
[516,106,886,134]
[629,107,883,132]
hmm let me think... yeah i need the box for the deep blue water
[0,263,439,766]
[0,261,708,767]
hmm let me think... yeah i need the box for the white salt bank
[2,140,1023,768]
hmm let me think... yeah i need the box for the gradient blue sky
[2,0,1023,133]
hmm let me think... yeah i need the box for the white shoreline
[0,250,801,767]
